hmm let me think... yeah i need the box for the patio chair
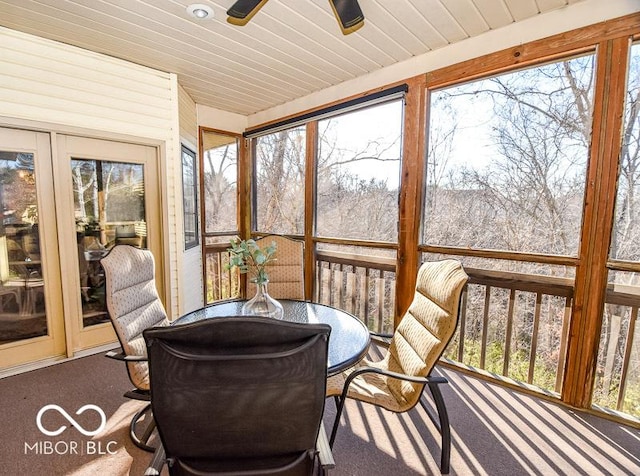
[248,234,305,300]
[0,282,22,314]
[326,259,468,474]
[100,244,169,452]
[143,316,334,476]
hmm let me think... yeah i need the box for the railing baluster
[364,267,371,330]
[528,292,542,385]
[617,306,638,411]
[319,261,326,303]
[214,254,221,301]
[375,270,385,334]
[603,308,624,397]
[346,266,356,314]
[328,263,335,306]
[322,262,329,304]
[555,297,572,393]
[359,267,367,328]
[314,261,320,302]
[457,286,468,362]
[387,274,396,334]
[335,264,344,307]
[480,285,491,370]
[503,288,516,377]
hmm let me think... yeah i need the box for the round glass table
[174,299,371,376]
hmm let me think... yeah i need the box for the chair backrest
[101,245,169,391]
[249,234,305,300]
[385,259,468,408]
[144,317,331,475]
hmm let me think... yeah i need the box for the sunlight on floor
[67,400,144,476]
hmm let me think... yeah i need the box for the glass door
[55,135,162,352]
[0,130,162,371]
[0,128,65,368]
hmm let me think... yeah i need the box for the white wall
[178,85,205,314]
[197,105,247,134]
[247,0,640,128]
[0,26,183,318]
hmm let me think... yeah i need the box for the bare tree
[255,128,305,233]
[425,55,594,264]
[203,145,237,232]
[315,110,402,241]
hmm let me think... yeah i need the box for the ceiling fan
[226,0,365,35]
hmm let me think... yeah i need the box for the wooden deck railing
[203,246,639,416]
[313,253,576,394]
[314,250,396,334]
[595,282,640,415]
[455,268,574,395]
[203,243,239,303]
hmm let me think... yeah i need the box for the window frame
[181,144,199,250]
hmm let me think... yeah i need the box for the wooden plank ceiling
[0,0,585,116]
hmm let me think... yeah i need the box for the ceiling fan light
[186,4,214,20]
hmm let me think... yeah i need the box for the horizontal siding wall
[0,27,173,139]
[179,85,198,148]
[0,26,182,317]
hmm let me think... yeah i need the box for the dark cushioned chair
[143,316,334,476]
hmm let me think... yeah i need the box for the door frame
[0,127,66,368]
[54,134,164,353]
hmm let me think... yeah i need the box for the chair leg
[130,403,156,452]
[144,440,166,476]
[422,382,451,474]
[329,396,346,448]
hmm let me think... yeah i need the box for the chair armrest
[124,389,151,401]
[369,331,392,347]
[105,350,147,362]
[369,331,392,339]
[341,366,448,399]
[316,422,335,470]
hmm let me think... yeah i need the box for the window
[72,157,147,326]
[181,145,198,249]
[254,126,305,234]
[249,95,404,334]
[315,100,403,242]
[424,54,594,257]
[202,133,238,235]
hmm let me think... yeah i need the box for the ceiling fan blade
[227,0,269,26]
[329,0,365,35]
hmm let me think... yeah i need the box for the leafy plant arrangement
[227,238,277,285]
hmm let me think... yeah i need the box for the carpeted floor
[1,348,639,476]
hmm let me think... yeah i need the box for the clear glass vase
[242,280,284,319]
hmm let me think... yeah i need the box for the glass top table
[174,299,371,376]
